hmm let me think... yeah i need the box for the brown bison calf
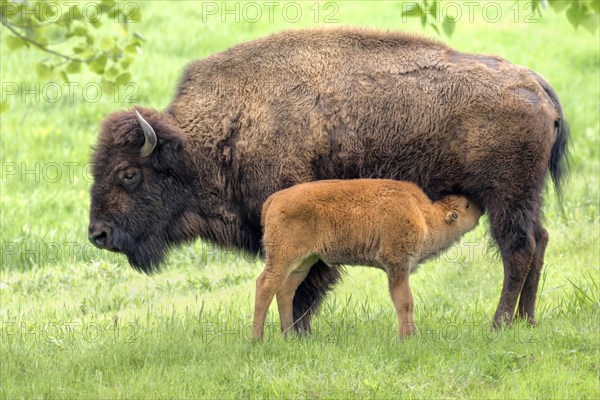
[252,179,482,340]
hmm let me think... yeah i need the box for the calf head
[440,195,483,235]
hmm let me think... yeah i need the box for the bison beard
[89,28,570,331]
[116,229,165,272]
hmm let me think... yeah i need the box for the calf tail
[260,195,274,228]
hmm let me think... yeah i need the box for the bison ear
[135,110,157,157]
[445,210,459,224]
[155,136,184,171]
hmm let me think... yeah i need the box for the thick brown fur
[89,27,570,330]
[252,179,482,339]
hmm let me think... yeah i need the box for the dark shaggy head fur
[89,108,196,272]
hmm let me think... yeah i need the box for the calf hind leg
[276,257,317,336]
[293,261,342,334]
[252,262,293,340]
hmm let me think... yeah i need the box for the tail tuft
[549,118,571,201]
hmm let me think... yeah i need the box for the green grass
[1,1,599,398]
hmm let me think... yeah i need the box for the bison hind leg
[292,260,342,334]
[517,225,549,325]
[487,193,545,328]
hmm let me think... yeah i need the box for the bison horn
[135,110,157,157]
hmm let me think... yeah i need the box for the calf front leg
[386,261,416,338]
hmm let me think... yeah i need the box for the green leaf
[89,56,107,75]
[99,37,115,50]
[100,80,117,94]
[442,17,456,37]
[73,26,88,36]
[125,43,141,54]
[31,30,50,47]
[581,12,599,33]
[566,3,585,27]
[109,9,120,20]
[35,62,54,79]
[67,61,82,73]
[106,66,120,78]
[70,5,83,20]
[72,45,85,54]
[549,0,571,13]
[44,4,57,17]
[584,0,600,14]
[116,73,132,84]
[5,36,27,50]
[125,5,142,22]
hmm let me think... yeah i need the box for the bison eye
[466,203,470,209]
[118,169,140,187]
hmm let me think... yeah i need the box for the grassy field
[1,1,599,398]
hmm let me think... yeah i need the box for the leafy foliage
[402,0,599,36]
[0,0,144,86]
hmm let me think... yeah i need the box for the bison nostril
[88,223,111,249]
[93,231,107,247]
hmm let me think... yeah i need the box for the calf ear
[445,211,459,224]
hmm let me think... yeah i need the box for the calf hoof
[399,323,416,338]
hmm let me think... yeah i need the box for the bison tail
[292,260,342,333]
[536,74,571,201]
[549,115,571,201]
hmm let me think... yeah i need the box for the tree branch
[1,18,97,63]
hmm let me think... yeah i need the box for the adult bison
[89,28,569,331]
